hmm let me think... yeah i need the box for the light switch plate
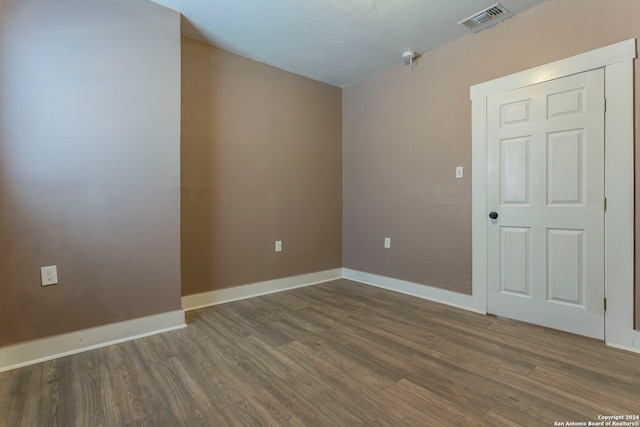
[456,166,463,179]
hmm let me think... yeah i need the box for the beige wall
[181,38,342,295]
[343,0,640,327]
[0,0,181,347]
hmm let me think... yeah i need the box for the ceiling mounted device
[458,3,509,31]
[402,50,417,69]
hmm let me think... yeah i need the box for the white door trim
[471,39,637,350]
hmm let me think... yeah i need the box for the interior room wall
[0,0,181,347]
[342,0,640,327]
[181,37,342,296]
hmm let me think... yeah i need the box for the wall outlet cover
[41,265,58,286]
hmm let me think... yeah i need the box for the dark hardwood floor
[2,279,639,426]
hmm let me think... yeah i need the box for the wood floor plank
[483,318,640,381]
[2,279,640,426]
[404,354,499,417]
[359,379,461,426]
[9,368,38,426]
[491,367,620,419]
[226,393,306,427]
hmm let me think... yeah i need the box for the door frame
[470,39,636,350]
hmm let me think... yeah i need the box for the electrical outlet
[41,265,58,286]
[275,240,282,252]
[384,237,391,249]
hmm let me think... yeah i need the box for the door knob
[489,211,498,219]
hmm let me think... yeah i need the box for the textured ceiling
[150,0,548,87]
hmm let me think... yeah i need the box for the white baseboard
[607,330,640,355]
[614,330,640,354]
[6,268,634,372]
[0,310,185,373]
[181,268,343,311]
[342,268,479,313]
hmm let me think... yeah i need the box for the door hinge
[604,98,606,112]
[603,297,607,311]
[604,197,607,211]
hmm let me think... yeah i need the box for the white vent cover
[458,3,509,30]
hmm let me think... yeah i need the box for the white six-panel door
[486,68,605,339]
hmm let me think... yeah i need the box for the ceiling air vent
[458,3,509,30]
